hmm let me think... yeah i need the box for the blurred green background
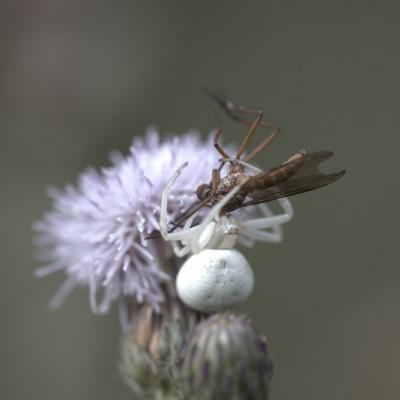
[1,1,399,399]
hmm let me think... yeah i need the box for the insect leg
[221,157,264,173]
[244,128,279,162]
[213,125,231,159]
[211,168,221,192]
[236,110,264,159]
[203,87,275,128]
[203,87,278,161]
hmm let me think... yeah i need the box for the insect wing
[241,151,345,206]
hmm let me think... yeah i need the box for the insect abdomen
[249,151,306,190]
[222,190,247,212]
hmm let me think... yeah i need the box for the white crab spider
[159,162,293,313]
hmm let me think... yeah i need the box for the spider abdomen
[176,249,254,313]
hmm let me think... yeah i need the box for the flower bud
[178,313,273,400]
[119,301,203,399]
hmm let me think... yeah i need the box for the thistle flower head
[34,128,226,314]
[178,313,273,400]
[120,307,273,400]
[120,300,203,398]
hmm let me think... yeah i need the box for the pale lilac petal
[34,128,228,314]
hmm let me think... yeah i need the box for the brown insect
[181,89,343,220]
[150,89,345,237]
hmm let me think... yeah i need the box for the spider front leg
[170,211,201,257]
[191,181,247,254]
[160,161,188,240]
[238,197,293,243]
[159,162,202,245]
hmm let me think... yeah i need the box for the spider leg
[160,162,188,240]
[159,162,202,244]
[237,202,284,243]
[159,163,206,256]
[238,226,283,243]
[170,211,201,257]
[191,179,248,253]
[240,197,293,230]
[237,233,256,248]
[238,202,282,243]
